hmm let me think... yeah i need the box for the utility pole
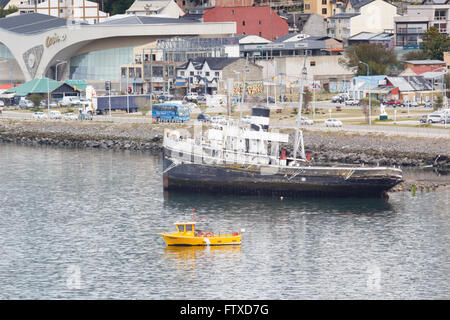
[359,60,371,127]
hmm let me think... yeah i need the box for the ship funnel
[250,106,270,131]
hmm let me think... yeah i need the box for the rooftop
[405,60,445,65]
[328,13,360,19]
[5,77,73,96]
[178,57,240,70]
[0,13,78,35]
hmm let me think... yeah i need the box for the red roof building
[202,6,289,40]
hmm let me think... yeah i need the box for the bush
[28,94,42,107]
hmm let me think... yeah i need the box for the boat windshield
[177,224,194,232]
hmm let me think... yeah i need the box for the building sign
[45,33,67,48]
[175,78,188,87]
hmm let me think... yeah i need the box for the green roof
[5,77,67,97]
[65,79,87,91]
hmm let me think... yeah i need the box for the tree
[402,49,428,62]
[91,0,134,15]
[339,43,398,76]
[28,94,42,107]
[359,97,380,124]
[420,26,450,60]
[0,5,18,18]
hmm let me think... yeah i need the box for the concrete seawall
[0,120,449,192]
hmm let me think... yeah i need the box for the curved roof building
[0,12,236,82]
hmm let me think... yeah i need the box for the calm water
[0,143,449,299]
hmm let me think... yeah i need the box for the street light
[55,60,67,81]
[358,60,371,127]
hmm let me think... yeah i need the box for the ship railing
[165,137,309,167]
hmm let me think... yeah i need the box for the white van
[49,110,62,119]
[59,96,80,106]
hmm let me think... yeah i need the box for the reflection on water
[0,143,449,299]
[164,246,242,272]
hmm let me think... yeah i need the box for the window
[305,4,310,10]
[242,20,246,26]
[186,224,193,231]
[231,9,234,15]
[258,20,262,25]
[180,71,185,76]
[215,72,220,77]
[190,71,194,76]
[259,32,262,37]
[322,8,327,15]
[205,71,210,76]
[177,225,185,232]
[310,61,316,66]
[322,0,327,4]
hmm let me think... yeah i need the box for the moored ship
[162,60,403,198]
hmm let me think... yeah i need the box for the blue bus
[152,102,190,123]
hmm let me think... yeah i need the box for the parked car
[49,110,62,120]
[325,118,343,127]
[344,99,359,106]
[299,116,314,125]
[331,95,343,103]
[63,113,78,120]
[332,94,348,103]
[404,100,418,108]
[211,115,227,125]
[428,113,444,123]
[424,101,432,108]
[78,112,93,120]
[241,115,252,123]
[420,113,444,123]
[440,114,450,124]
[156,93,173,102]
[197,113,211,122]
[197,93,208,102]
[59,96,81,107]
[184,92,199,102]
[19,99,34,109]
[387,99,403,107]
[40,100,58,108]
[32,111,47,120]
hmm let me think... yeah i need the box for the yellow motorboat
[157,213,242,246]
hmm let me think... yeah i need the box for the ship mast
[293,55,308,162]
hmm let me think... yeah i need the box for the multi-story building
[327,0,397,41]
[5,0,109,24]
[303,0,346,19]
[202,5,289,40]
[394,1,450,49]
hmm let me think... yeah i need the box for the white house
[126,0,185,18]
[6,0,109,24]
[327,0,397,41]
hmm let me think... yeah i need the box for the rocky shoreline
[1,119,449,192]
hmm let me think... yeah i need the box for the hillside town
[0,0,450,304]
[0,0,449,113]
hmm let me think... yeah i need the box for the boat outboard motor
[250,106,270,131]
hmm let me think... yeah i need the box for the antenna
[292,54,308,162]
[192,208,207,222]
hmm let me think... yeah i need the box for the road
[1,110,448,139]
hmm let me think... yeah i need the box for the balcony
[396,28,425,35]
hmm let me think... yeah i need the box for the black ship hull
[162,149,403,198]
